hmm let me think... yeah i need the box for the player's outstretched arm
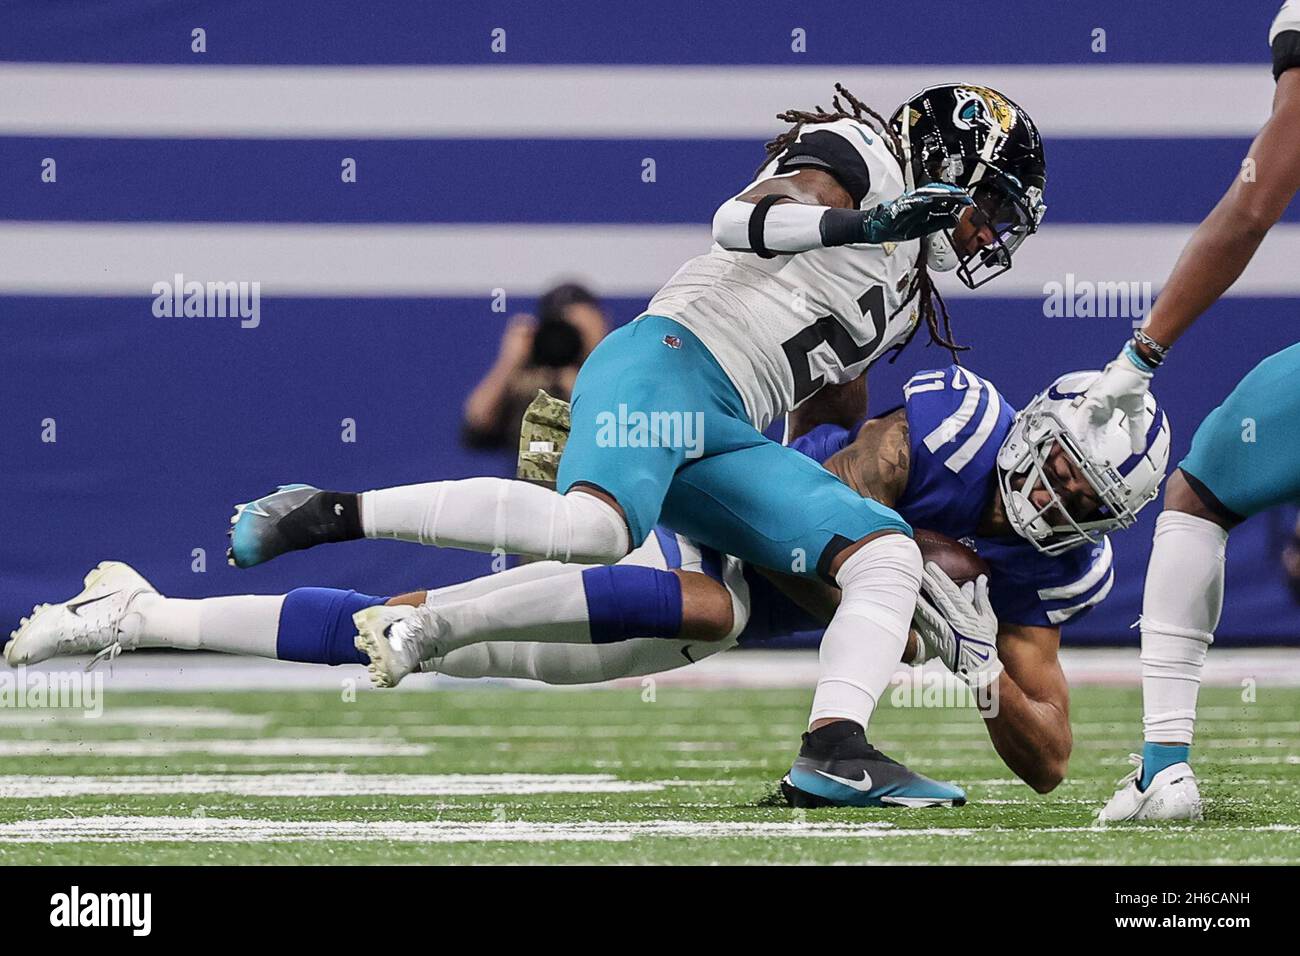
[981,623,1072,794]
[712,169,971,257]
[1085,70,1300,446]
[1142,70,1300,350]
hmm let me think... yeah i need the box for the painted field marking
[0,773,663,798]
[0,707,268,728]
[3,816,1299,845]
[0,739,431,757]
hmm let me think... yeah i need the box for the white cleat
[352,604,447,689]
[1096,754,1203,824]
[5,561,157,666]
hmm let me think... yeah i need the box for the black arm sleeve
[775,128,873,206]
[1273,29,1300,79]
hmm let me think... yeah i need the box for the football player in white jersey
[1087,2,1300,822]
[7,365,1168,807]
[218,83,1047,805]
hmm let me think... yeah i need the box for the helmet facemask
[947,168,1045,290]
[997,408,1140,556]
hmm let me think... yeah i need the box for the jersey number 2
[781,285,887,405]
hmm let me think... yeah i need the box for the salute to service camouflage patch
[517,389,572,486]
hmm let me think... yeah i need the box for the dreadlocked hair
[761,82,969,366]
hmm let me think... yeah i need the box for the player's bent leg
[353,529,745,688]
[423,551,750,684]
[783,533,965,808]
[661,440,963,806]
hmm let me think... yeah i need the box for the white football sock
[423,559,583,605]
[123,594,283,658]
[429,635,729,685]
[809,533,921,730]
[427,571,594,653]
[1140,511,1226,745]
[359,480,630,563]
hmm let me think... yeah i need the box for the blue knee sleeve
[580,565,683,644]
[277,588,388,665]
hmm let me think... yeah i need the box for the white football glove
[1081,350,1153,454]
[911,563,1003,688]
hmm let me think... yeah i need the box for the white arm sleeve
[712,196,834,255]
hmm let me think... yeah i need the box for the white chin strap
[926,231,960,272]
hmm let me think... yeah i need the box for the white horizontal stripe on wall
[3,221,1300,299]
[0,63,1276,139]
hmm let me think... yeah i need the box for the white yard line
[2,816,1298,844]
[14,648,1300,692]
[0,707,267,728]
[0,773,663,798]
[0,739,431,757]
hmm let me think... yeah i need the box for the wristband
[1123,341,1159,374]
[819,207,871,247]
[1132,329,1169,364]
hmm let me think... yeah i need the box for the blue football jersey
[744,365,1115,641]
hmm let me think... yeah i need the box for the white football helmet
[997,370,1170,555]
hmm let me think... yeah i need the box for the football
[914,528,989,585]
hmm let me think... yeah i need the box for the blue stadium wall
[2,1,1299,645]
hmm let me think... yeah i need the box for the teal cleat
[780,722,966,809]
[227,484,353,568]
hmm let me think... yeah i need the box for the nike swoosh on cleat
[815,769,874,792]
[66,592,118,616]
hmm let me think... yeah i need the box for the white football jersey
[645,118,923,432]
[1272,0,1300,43]
[1271,0,1300,76]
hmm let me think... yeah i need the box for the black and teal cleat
[226,484,361,568]
[780,722,966,809]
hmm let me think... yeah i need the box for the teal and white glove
[861,183,974,244]
[911,563,1003,688]
[1081,346,1153,454]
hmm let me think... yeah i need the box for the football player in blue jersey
[8,365,1167,807]
[1085,2,1300,822]
[202,83,1047,799]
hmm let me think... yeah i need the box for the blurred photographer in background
[461,282,608,453]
